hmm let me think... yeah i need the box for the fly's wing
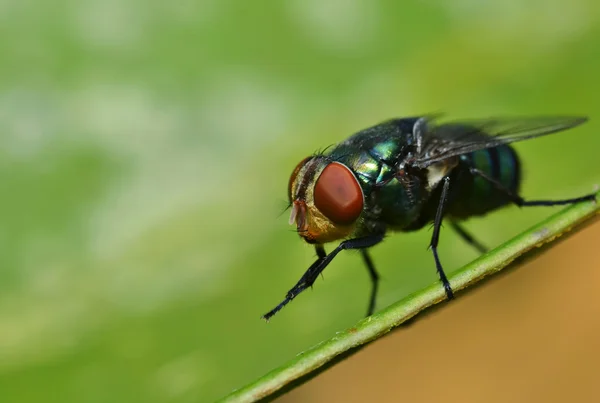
[413,116,588,168]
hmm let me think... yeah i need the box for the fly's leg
[470,168,597,206]
[262,244,326,321]
[360,249,380,317]
[429,176,454,300]
[450,221,488,254]
[262,234,385,321]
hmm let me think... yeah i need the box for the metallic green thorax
[325,119,427,233]
[323,118,522,236]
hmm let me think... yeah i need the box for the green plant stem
[218,193,599,403]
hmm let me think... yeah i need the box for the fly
[262,115,597,320]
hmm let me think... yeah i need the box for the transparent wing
[414,116,588,167]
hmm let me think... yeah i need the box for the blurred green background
[0,1,599,402]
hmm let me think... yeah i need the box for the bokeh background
[1,1,599,402]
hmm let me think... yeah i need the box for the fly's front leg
[262,245,326,321]
[262,234,385,321]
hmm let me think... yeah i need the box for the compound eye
[288,157,312,202]
[314,162,363,225]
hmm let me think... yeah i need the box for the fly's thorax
[288,156,365,244]
[361,155,457,231]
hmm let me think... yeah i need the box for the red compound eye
[314,162,363,225]
[288,157,312,202]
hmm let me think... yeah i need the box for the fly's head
[288,156,364,244]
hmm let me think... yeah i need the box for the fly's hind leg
[470,168,597,207]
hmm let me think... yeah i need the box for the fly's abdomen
[448,144,521,218]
